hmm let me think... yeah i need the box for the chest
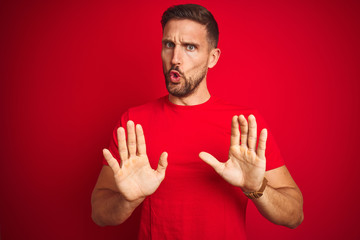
[146,113,229,164]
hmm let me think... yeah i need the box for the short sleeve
[251,110,285,171]
[102,111,130,165]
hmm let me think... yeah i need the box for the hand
[199,115,267,192]
[103,120,168,202]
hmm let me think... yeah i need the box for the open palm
[200,115,267,192]
[103,121,168,202]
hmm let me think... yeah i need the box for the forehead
[162,19,208,43]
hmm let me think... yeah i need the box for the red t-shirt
[104,95,284,239]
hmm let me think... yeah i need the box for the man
[91,4,303,239]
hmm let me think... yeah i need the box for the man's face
[161,19,212,98]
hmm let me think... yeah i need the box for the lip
[169,70,181,83]
[170,70,180,75]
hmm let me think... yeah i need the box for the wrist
[120,194,145,206]
[243,178,268,199]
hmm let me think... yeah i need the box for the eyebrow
[161,39,172,45]
[162,39,200,48]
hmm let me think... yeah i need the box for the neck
[168,80,211,106]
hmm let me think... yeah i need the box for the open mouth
[170,70,181,82]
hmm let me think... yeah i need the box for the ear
[208,48,221,69]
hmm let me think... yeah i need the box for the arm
[255,166,303,228]
[91,165,144,226]
[200,115,303,229]
[91,121,168,226]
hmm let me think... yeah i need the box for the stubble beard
[163,65,208,98]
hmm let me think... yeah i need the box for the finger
[238,115,248,148]
[136,124,147,155]
[247,114,257,151]
[127,121,137,157]
[257,128,268,159]
[156,152,168,179]
[103,148,121,176]
[230,115,240,146]
[199,152,225,176]
[117,127,128,164]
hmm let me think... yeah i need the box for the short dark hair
[161,4,219,49]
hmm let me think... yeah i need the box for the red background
[1,0,359,239]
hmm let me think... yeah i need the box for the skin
[91,19,303,229]
[161,19,220,106]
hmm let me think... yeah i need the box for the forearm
[252,185,304,229]
[91,188,144,226]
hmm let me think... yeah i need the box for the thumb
[199,152,224,175]
[156,152,168,179]
[103,148,121,176]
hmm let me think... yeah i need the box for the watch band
[244,178,268,199]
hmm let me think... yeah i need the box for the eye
[186,45,196,51]
[165,42,175,48]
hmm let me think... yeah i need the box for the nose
[171,45,182,66]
